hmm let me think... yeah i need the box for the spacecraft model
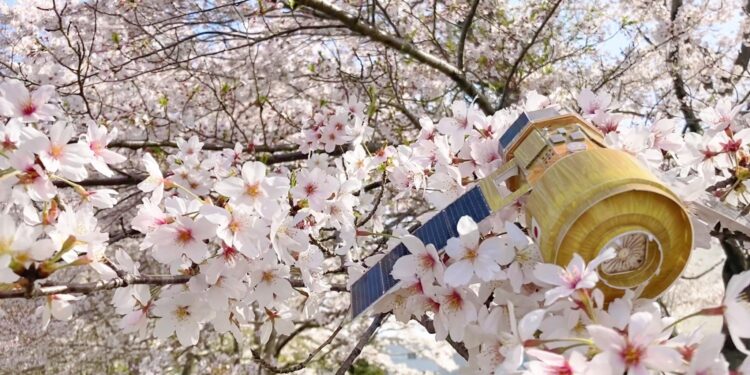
[350,108,694,318]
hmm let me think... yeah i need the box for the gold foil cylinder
[523,148,693,299]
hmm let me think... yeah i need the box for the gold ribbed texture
[525,148,693,300]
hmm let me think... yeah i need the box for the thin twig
[250,318,346,373]
[498,0,563,109]
[456,0,480,70]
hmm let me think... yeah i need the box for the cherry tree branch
[456,0,481,71]
[416,315,469,360]
[498,0,563,109]
[250,318,345,373]
[668,0,701,132]
[292,0,495,115]
[0,274,190,299]
[334,313,388,375]
[0,274,347,299]
[108,140,298,153]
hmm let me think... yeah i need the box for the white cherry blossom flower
[587,311,682,375]
[259,307,296,345]
[533,248,616,306]
[577,88,611,117]
[7,150,56,201]
[0,80,58,122]
[525,348,588,375]
[37,294,78,330]
[147,216,216,265]
[215,161,287,213]
[501,221,541,293]
[722,270,750,355]
[291,167,338,211]
[200,205,265,258]
[137,153,167,203]
[81,121,126,177]
[444,216,513,286]
[497,302,546,372]
[685,333,729,375]
[434,286,479,342]
[700,97,742,134]
[38,122,91,181]
[248,256,296,308]
[153,291,213,346]
[391,234,444,282]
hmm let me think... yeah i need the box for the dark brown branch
[0,274,190,299]
[251,318,346,373]
[498,0,563,109]
[293,0,494,115]
[0,274,347,299]
[668,0,701,132]
[108,140,297,153]
[416,315,469,360]
[335,313,387,375]
[721,0,750,95]
[456,0,480,70]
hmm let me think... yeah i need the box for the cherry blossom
[533,248,616,306]
[391,234,444,282]
[152,291,213,346]
[290,167,338,211]
[525,348,588,375]
[444,216,513,286]
[37,294,78,330]
[80,121,126,177]
[0,80,58,122]
[722,270,750,355]
[37,122,91,180]
[146,216,216,264]
[587,311,682,374]
[577,88,612,117]
[215,161,287,213]
[699,98,742,134]
[137,153,167,203]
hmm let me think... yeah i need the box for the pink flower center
[21,101,37,116]
[89,141,103,154]
[721,139,742,153]
[621,342,644,367]
[245,183,261,198]
[304,183,317,196]
[463,247,479,261]
[552,364,573,375]
[1,136,16,151]
[562,268,582,288]
[419,253,436,270]
[445,290,464,312]
[176,228,193,244]
[701,148,718,160]
[49,144,64,158]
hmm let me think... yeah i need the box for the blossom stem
[524,337,594,348]
[662,306,725,332]
[170,182,204,201]
[0,168,20,181]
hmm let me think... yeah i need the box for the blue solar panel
[381,244,409,290]
[444,186,491,228]
[412,212,456,250]
[351,187,494,318]
[498,108,560,150]
[351,262,385,318]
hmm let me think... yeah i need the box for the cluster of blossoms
[1,78,750,373]
[379,215,750,374]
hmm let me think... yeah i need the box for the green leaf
[157,95,168,108]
